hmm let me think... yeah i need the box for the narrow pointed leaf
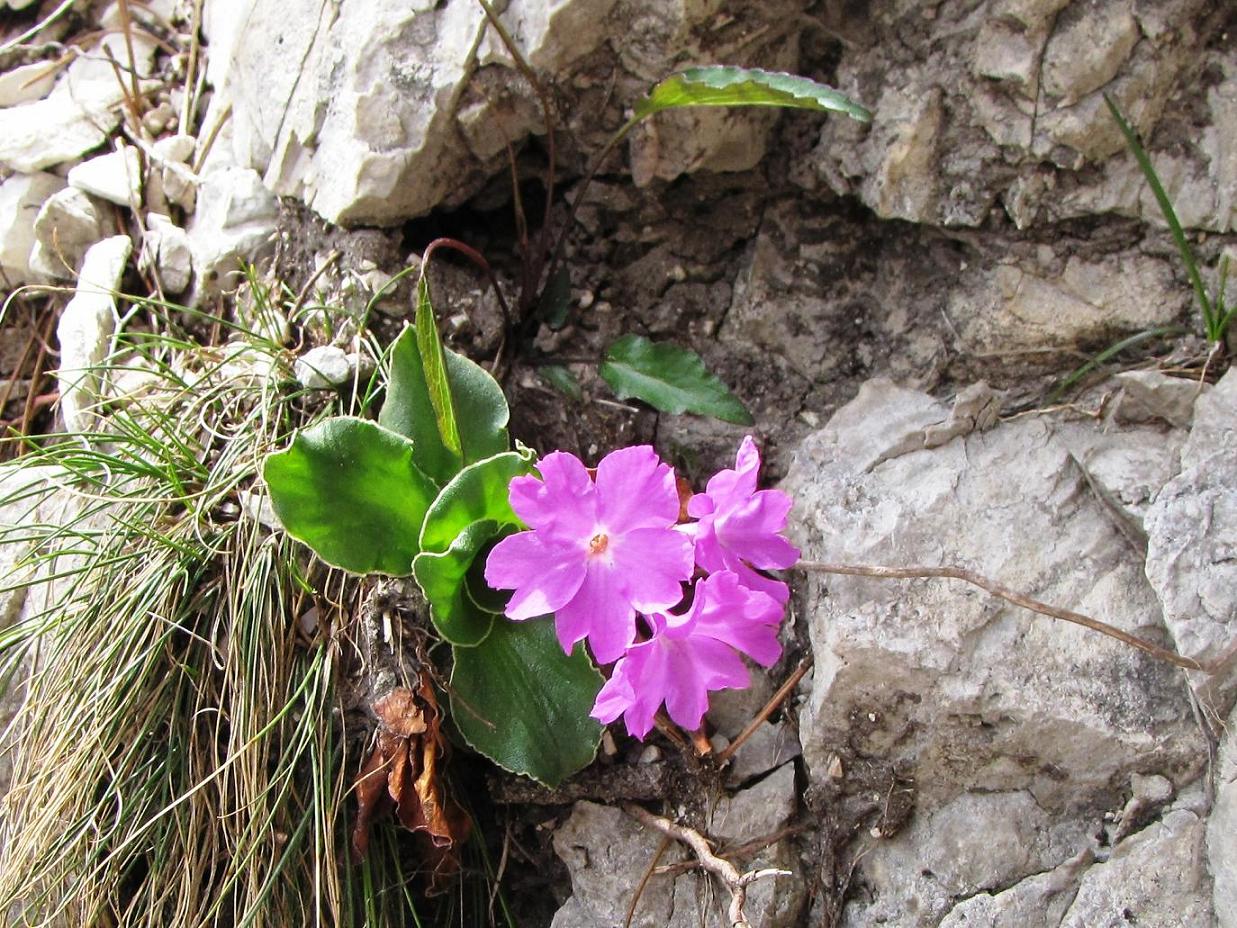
[600,334,753,425]
[379,324,511,484]
[414,276,464,460]
[635,66,871,123]
[451,619,603,786]
[263,417,436,576]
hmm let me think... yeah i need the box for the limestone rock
[294,346,354,389]
[807,0,1233,232]
[1144,451,1237,666]
[204,0,807,225]
[551,802,682,928]
[0,33,158,172]
[1059,807,1213,926]
[0,62,58,107]
[56,236,133,434]
[0,171,65,284]
[29,187,106,280]
[1210,703,1237,928]
[937,849,1095,927]
[725,721,801,786]
[139,213,193,295]
[186,166,278,299]
[947,253,1187,353]
[68,144,143,208]
[1113,370,1208,429]
[783,380,1204,814]
[841,791,1093,927]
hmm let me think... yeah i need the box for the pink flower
[590,571,784,739]
[484,446,694,664]
[685,436,799,603]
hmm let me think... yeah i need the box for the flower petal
[508,451,596,538]
[691,572,784,667]
[702,434,761,505]
[484,531,585,620]
[663,637,748,732]
[555,558,638,663]
[611,527,693,614]
[715,491,799,569]
[595,445,680,534]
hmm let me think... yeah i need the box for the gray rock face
[1144,370,1237,666]
[807,0,1233,232]
[782,378,1211,921]
[1060,805,1213,927]
[551,766,802,928]
[203,0,808,225]
[842,791,1093,927]
[185,165,278,299]
[1210,703,1237,928]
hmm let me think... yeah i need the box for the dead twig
[623,804,790,928]
[717,657,812,765]
[797,561,1220,673]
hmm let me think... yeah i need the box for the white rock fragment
[149,134,199,213]
[294,346,353,389]
[0,171,65,284]
[186,166,278,300]
[139,213,193,295]
[0,61,58,107]
[56,236,133,434]
[29,187,105,280]
[68,144,144,208]
[0,33,157,172]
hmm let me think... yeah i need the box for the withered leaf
[350,673,470,890]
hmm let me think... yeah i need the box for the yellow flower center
[588,533,609,556]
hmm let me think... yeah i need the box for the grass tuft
[0,285,505,926]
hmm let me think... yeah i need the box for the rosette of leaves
[264,280,603,787]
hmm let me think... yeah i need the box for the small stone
[600,730,618,757]
[140,213,193,294]
[0,171,66,284]
[29,186,105,280]
[725,721,802,786]
[0,61,58,107]
[709,762,796,845]
[141,101,176,136]
[294,346,353,389]
[56,235,133,433]
[637,744,662,764]
[186,166,278,300]
[68,144,144,208]
[1113,370,1208,429]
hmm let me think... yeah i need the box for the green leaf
[379,325,511,484]
[537,264,573,329]
[412,450,534,645]
[415,276,463,461]
[413,521,499,646]
[419,451,533,553]
[538,364,582,400]
[600,334,753,425]
[635,66,872,124]
[263,417,436,576]
[451,619,603,786]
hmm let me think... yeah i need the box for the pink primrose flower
[684,436,799,603]
[484,445,694,664]
[590,571,784,739]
